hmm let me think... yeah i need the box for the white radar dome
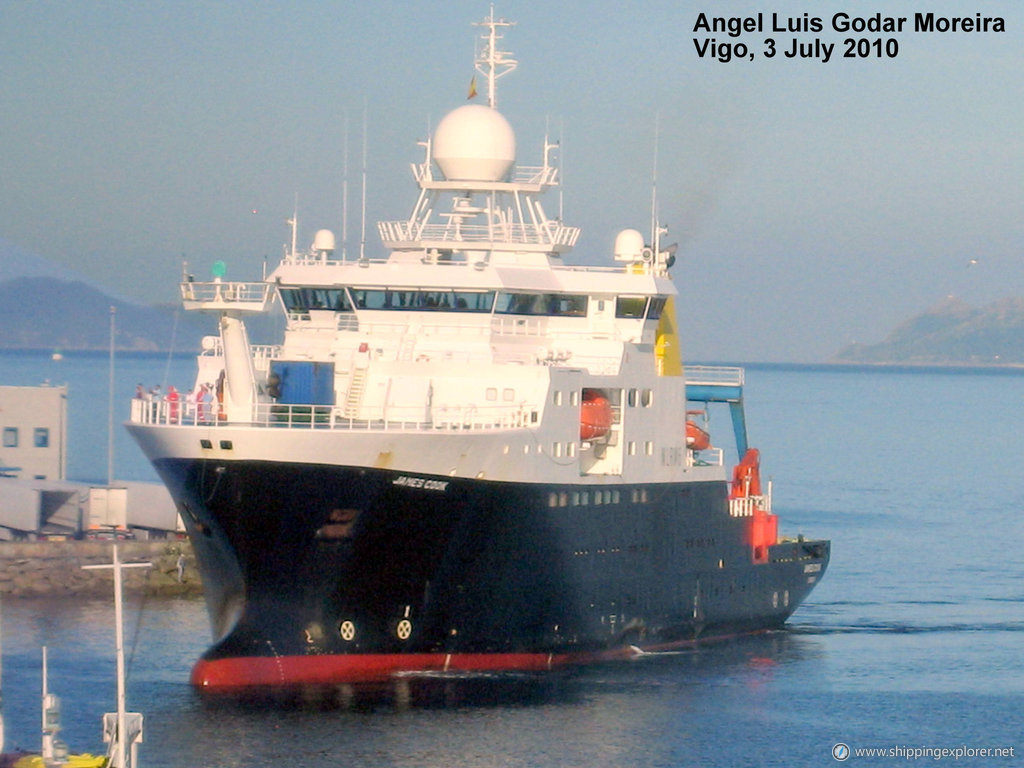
[433,104,516,182]
[313,229,336,252]
[613,229,646,262]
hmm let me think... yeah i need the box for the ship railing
[129,397,537,433]
[690,447,724,468]
[411,163,559,187]
[510,164,559,185]
[329,403,536,432]
[129,397,209,426]
[350,319,491,340]
[488,316,619,340]
[281,254,391,266]
[197,337,282,362]
[279,252,657,277]
[728,490,773,517]
[685,366,745,387]
[180,280,273,311]
[377,221,581,248]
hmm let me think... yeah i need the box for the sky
[1,0,1021,362]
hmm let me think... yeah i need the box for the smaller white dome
[313,229,335,252]
[433,104,516,182]
[613,229,646,262]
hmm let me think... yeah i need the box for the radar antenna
[473,5,517,109]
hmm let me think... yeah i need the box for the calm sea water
[1,351,1021,766]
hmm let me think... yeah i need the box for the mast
[107,305,115,487]
[0,596,4,755]
[82,545,150,768]
[473,6,517,109]
[341,115,349,261]
[359,100,368,262]
[288,197,298,259]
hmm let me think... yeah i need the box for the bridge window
[495,292,588,317]
[615,296,648,318]
[280,287,352,313]
[348,288,494,312]
[647,297,667,320]
[2,428,17,448]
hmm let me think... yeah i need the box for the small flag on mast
[467,75,478,100]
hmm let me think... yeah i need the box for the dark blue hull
[153,459,829,688]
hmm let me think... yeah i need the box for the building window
[34,428,50,448]
[2,428,17,448]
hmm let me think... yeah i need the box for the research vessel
[127,10,829,690]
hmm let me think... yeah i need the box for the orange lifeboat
[731,448,763,498]
[685,420,711,451]
[579,389,613,440]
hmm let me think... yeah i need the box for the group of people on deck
[135,378,223,423]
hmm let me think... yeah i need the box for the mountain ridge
[0,276,212,351]
[833,296,1024,365]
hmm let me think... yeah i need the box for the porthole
[339,620,356,641]
[396,619,412,640]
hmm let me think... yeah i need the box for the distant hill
[0,236,283,351]
[0,276,213,351]
[833,297,1024,365]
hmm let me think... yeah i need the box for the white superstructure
[130,9,743,496]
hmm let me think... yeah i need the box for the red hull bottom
[191,652,574,689]
[190,630,772,690]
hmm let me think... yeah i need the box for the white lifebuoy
[396,619,412,640]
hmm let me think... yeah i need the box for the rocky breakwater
[0,540,202,598]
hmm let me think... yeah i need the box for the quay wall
[0,540,201,598]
